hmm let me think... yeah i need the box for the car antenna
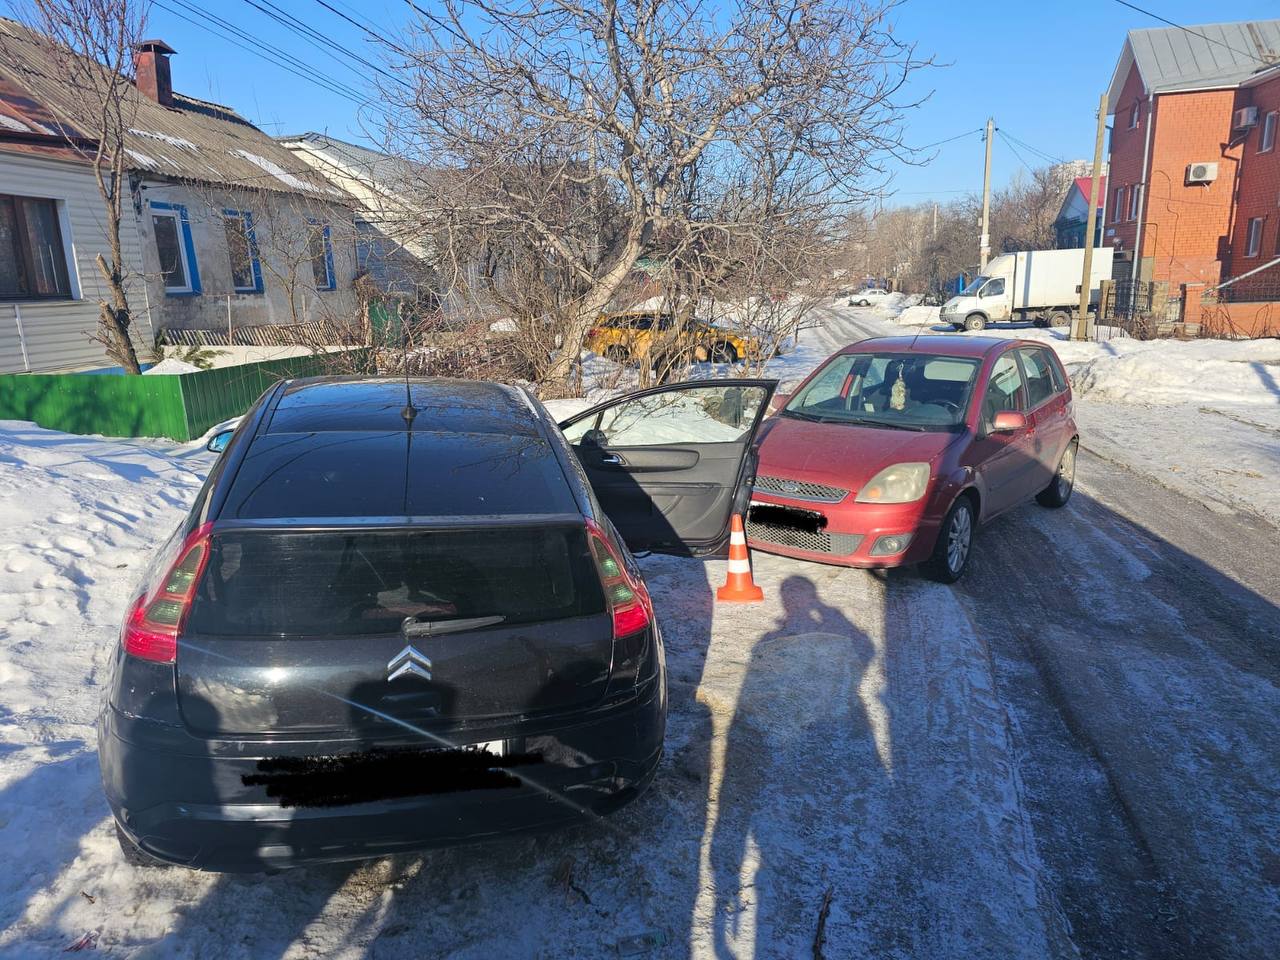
[400,312,417,425]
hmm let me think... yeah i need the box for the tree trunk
[95,252,141,374]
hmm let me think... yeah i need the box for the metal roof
[0,17,347,199]
[1109,19,1280,104]
[276,131,419,190]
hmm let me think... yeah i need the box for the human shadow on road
[707,574,880,958]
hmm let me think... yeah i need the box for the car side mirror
[990,411,1026,434]
[769,392,791,413]
[206,429,234,453]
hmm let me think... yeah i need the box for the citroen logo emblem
[387,644,433,682]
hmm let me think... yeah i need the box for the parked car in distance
[586,310,762,365]
[748,336,1077,582]
[100,375,775,871]
[848,288,892,307]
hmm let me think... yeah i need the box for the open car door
[558,379,777,555]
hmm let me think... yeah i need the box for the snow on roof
[0,16,350,200]
[129,128,197,152]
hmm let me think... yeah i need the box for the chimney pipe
[134,40,177,108]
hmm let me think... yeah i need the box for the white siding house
[0,145,150,373]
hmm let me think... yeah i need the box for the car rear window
[186,525,605,637]
[221,433,579,519]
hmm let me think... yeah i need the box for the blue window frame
[149,201,200,296]
[222,208,263,294]
[308,219,336,290]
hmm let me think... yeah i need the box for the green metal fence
[0,349,372,441]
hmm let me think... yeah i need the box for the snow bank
[895,305,942,327]
[1069,339,1280,407]
[142,357,201,375]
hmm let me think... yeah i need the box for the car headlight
[855,463,931,504]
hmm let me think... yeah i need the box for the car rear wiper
[401,615,506,637]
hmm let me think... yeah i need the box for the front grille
[746,519,863,556]
[753,475,849,503]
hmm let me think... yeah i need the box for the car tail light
[589,327,604,337]
[122,522,213,663]
[585,519,652,639]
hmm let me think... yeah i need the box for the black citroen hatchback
[99,375,774,870]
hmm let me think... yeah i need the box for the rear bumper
[746,495,940,569]
[98,680,665,872]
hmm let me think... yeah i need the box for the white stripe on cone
[728,558,751,574]
[730,531,747,546]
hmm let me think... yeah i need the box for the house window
[1129,102,1140,130]
[1245,217,1264,258]
[1261,111,1277,154]
[223,209,262,293]
[0,193,71,300]
[150,202,200,295]
[1113,187,1125,222]
[1127,185,1140,222]
[308,221,335,290]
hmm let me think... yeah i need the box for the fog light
[870,534,913,556]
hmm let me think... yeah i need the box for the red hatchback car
[748,336,1078,582]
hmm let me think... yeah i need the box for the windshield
[960,275,990,296]
[784,352,981,430]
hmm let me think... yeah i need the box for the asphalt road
[952,449,1280,960]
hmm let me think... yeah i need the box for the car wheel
[604,345,629,364]
[115,823,169,868]
[710,342,737,363]
[1036,440,1077,508]
[921,496,975,584]
[858,299,870,306]
[963,313,986,332]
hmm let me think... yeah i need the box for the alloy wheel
[1056,444,1076,498]
[947,505,972,574]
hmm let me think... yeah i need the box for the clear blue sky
[12,0,1279,205]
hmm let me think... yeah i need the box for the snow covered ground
[1,303,1277,957]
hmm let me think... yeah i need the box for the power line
[311,0,413,59]
[153,0,388,114]
[997,130,1038,176]
[1000,129,1067,166]
[914,128,984,152]
[242,0,411,89]
[1109,0,1274,66]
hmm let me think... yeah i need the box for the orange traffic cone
[717,514,764,603]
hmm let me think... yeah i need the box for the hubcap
[1057,446,1076,496]
[947,506,972,573]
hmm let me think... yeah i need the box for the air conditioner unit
[1186,161,1219,185]
[1233,106,1260,130]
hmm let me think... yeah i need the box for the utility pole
[979,117,994,270]
[1074,93,1108,341]
[932,202,938,240]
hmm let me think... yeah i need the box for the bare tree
[17,0,147,372]
[388,0,925,390]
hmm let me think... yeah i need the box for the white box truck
[939,248,1114,332]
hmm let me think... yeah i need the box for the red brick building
[1104,19,1280,336]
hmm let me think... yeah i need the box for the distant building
[1054,175,1107,248]
[1104,18,1280,294]
[0,18,359,373]
[276,132,434,297]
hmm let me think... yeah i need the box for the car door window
[593,384,767,446]
[981,355,1024,430]
[1017,348,1056,408]
[981,278,1005,298]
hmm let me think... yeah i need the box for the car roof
[218,377,581,522]
[265,376,542,435]
[842,335,1014,359]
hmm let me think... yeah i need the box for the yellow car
[586,311,761,364]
